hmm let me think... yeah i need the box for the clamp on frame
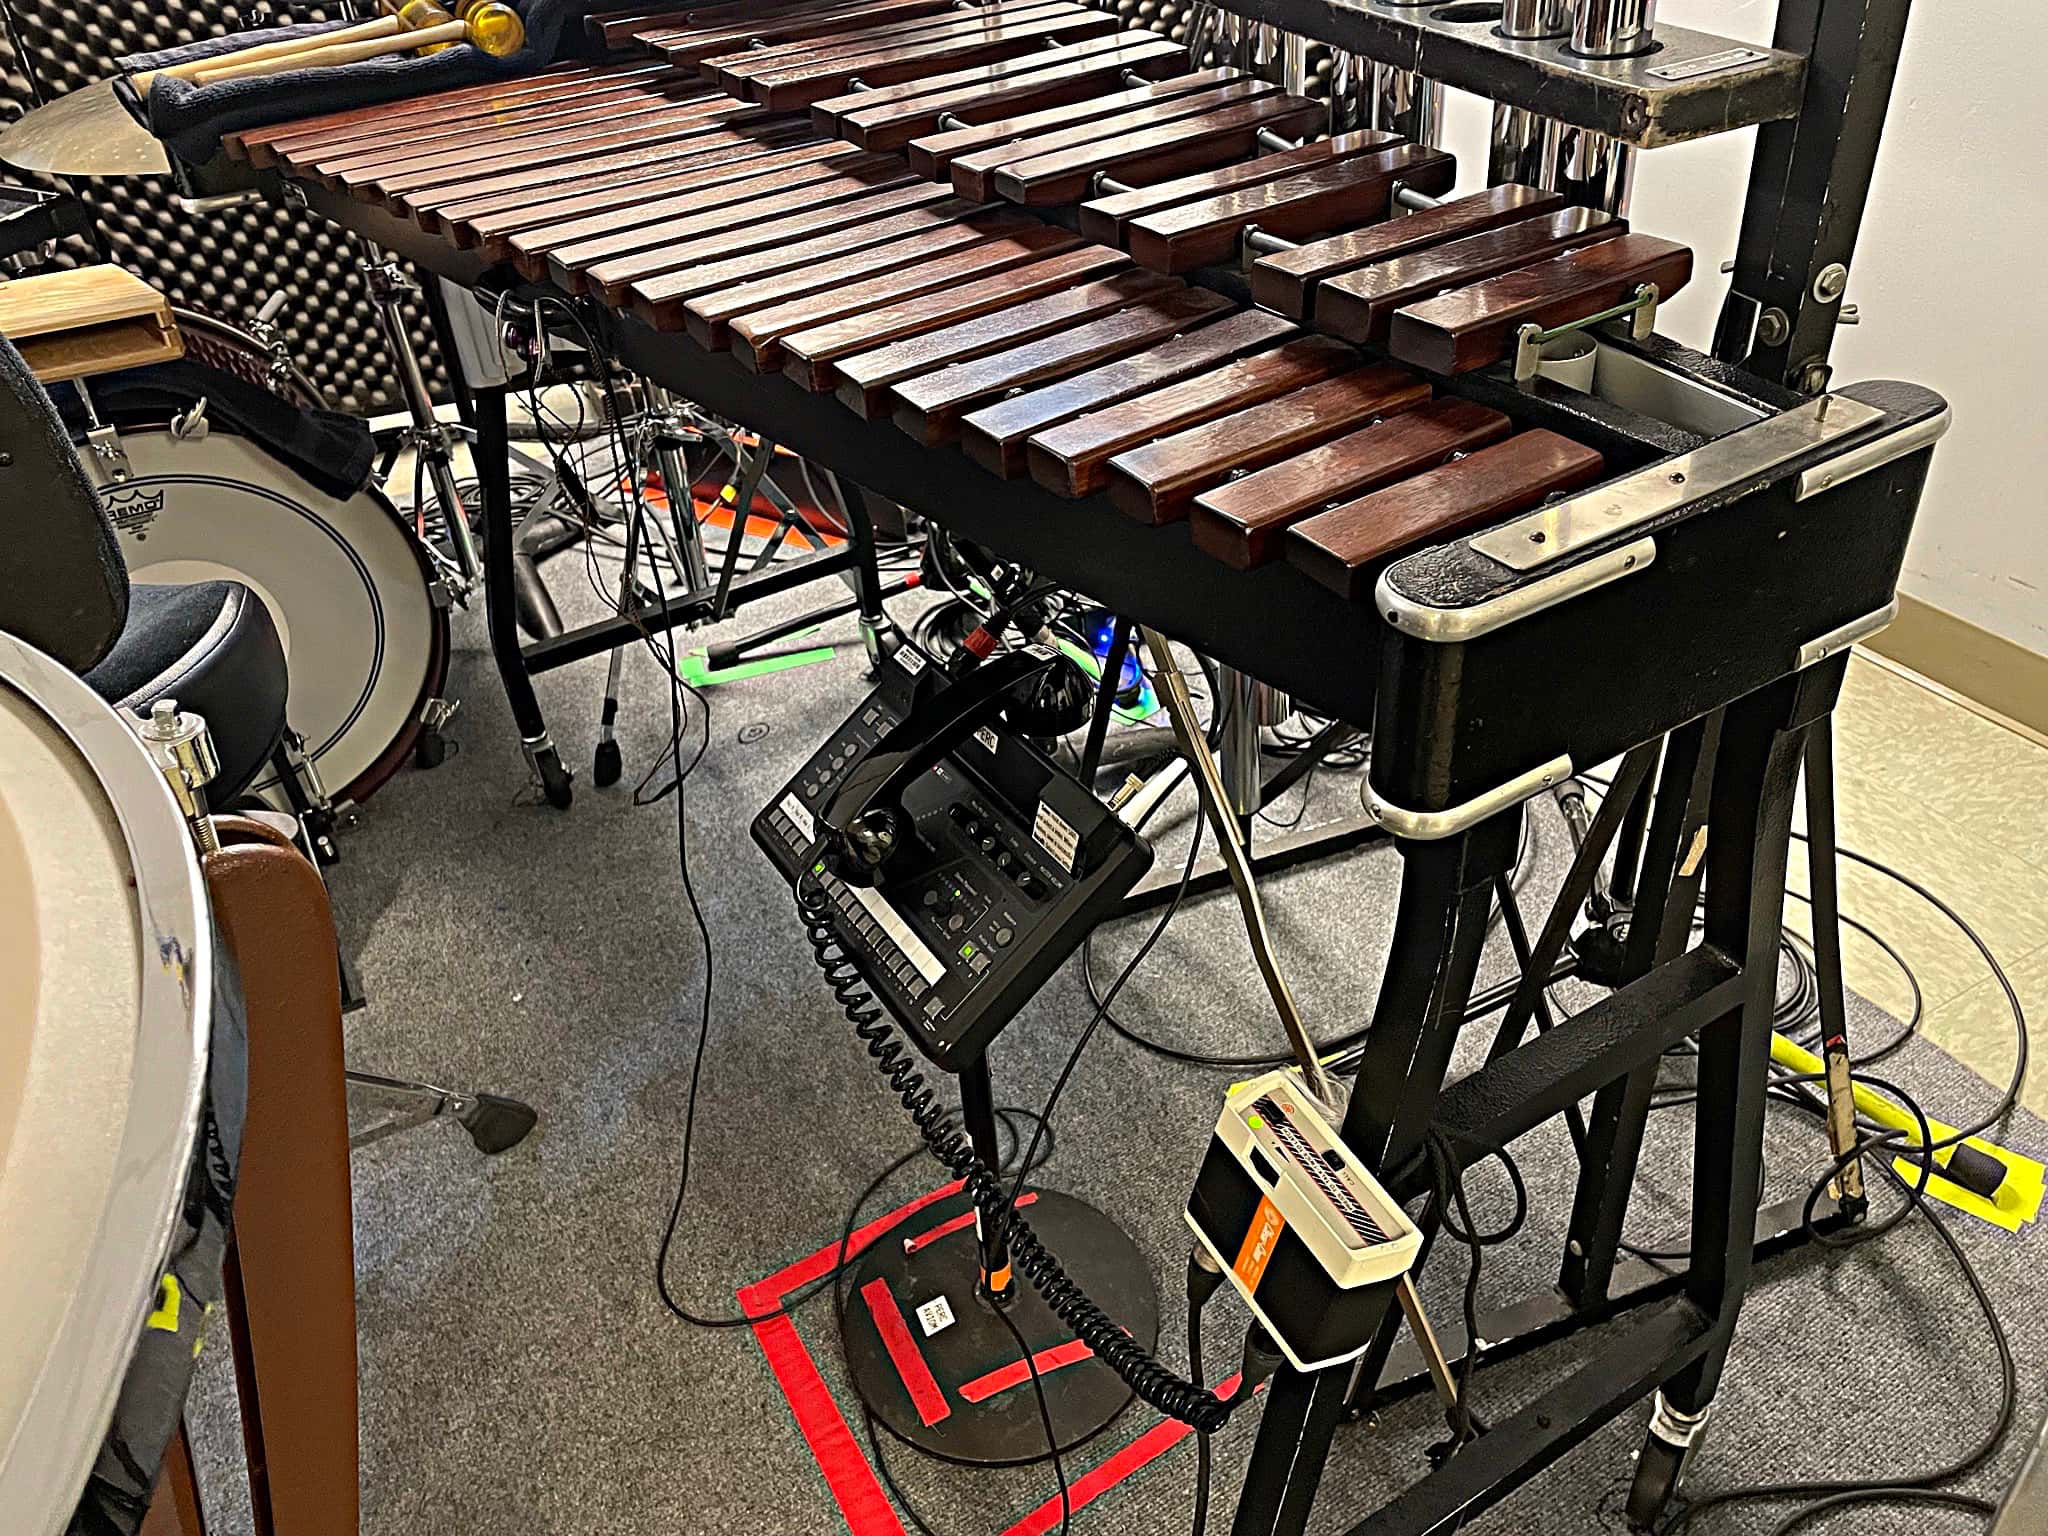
[1139,629,1464,1431]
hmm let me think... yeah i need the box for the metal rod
[1394,1274,1463,1427]
[1243,225,1300,256]
[1139,628,1337,1110]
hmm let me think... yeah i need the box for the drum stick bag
[0,332,130,669]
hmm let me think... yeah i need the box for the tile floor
[1789,653,2048,1115]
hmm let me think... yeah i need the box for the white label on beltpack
[916,1296,956,1337]
[896,646,928,676]
[1032,800,1080,873]
[780,792,815,842]
[974,726,1000,755]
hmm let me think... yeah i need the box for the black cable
[1004,812,1206,1221]
[996,1301,1074,1535]
[1655,1081,2017,1532]
[1189,1303,1212,1536]
[1419,1130,1527,1448]
[1764,1489,1995,1535]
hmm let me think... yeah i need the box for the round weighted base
[840,1188,1158,1467]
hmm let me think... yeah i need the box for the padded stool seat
[84,581,289,802]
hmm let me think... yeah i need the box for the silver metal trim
[1792,406,1951,501]
[1366,752,1575,841]
[0,634,211,1536]
[1470,394,1885,571]
[1797,600,1898,671]
[1378,537,1657,643]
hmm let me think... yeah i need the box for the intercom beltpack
[750,641,1153,1071]
[1186,1069,1423,1373]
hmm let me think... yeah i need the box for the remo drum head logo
[102,487,165,539]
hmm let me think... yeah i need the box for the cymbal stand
[356,239,482,596]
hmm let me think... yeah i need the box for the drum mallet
[133,16,403,95]
[194,4,526,82]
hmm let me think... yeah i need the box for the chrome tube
[1556,122,1636,212]
[1281,30,1309,96]
[1502,0,1570,36]
[1571,0,1656,57]
[1490,0,1569,187]
[1372,63,1443,146]
[1328,50,1367,134]
[1489,105,1560,187]
[1553,0,1651,211]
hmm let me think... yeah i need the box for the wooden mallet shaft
[134,16,402,94]
[195,19,470,83]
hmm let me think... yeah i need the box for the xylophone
[206,3,1951,1533]
[224,5,1710,668]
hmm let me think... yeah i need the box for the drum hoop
[0,634,211,1534]
[99,418,453,803]
[168,307,329,413]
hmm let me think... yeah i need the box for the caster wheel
[593,739,622,787]
[1625,1433,1688,1530]
[536,748,574,809]
[415,727,449,770]
[459,1093,538,1154]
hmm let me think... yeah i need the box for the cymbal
[0,80,169,178]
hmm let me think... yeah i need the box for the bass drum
[88,343,449,808]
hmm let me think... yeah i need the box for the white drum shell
[0,636,211,1536]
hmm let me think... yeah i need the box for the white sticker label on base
[974,725,1000,755]
[916,1296,956,1337]
[896,646,928,676]
[1032,800,1080,873]
[780,792,815,842]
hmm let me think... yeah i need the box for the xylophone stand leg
[474,383,572,808]
[836,472,898,673]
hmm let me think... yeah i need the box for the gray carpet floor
[188,551,2047,1536]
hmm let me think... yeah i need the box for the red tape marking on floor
[747,1310,907,1536]
[998,1375,1243,1536]
[957,1338,1095,1404]
[740,1183,1238,1536]
[737,1181,961,1536]
[904,1192,1039,1255]
[861,1277,952,1428]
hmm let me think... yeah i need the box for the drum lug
[280,727,335,813]
[85,423,130,482]
[419,695,461,732]
[427,577,457,611]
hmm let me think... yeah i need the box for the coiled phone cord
[797,875,1237,1434]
